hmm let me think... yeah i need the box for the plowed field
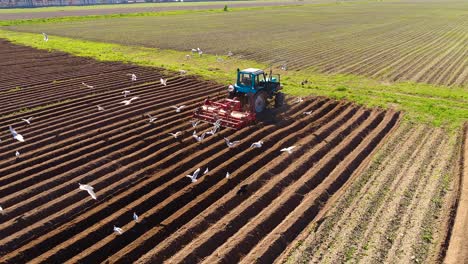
[0,40,400,263]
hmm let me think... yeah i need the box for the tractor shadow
[255,102,292,127]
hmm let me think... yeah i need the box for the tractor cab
[193,67,285,129]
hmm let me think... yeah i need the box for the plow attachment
[193,98,256,129]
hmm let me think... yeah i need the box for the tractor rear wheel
[275,92,285,108]
[254,91,267,113]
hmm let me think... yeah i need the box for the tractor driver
[241,74,251,86]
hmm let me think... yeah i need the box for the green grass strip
[0,29,466,130]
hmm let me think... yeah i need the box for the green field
[5,0,467,87]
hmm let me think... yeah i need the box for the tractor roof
[241,68,264,75]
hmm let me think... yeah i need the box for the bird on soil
[15,150,20,158]
[97,105,105,111]
[42,32,48,42]
[160,78,168,86]
[82,82,94,89]
[250,140,264,148]
[133,212,139,223]
[192,131,206,142]
[227,51,233,57]
[225,172,230,179]
[186,168,201,183]
[295,97,304,104]
[146,114,157,123]
[168,131,182,138]
[280,146,296,154]
[127,73,137,82]
[171,105,186,113]
[122,90,131,98]
[185,54,191,60]
[303,111,312,115]
[21,117,33,125]
[204,167,209,174]
[0,205,3,212]
[121,96,139,106]
[179,69,187,74]
[79,183,97,200]
[224,137,241,148]
[281,64,287,71]
[113,226,124,235]
[9,126,24,142]
[191,48,197,53]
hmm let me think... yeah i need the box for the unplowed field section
[8,0,468,86]
[0,40,400,263]
[287,123,462,264]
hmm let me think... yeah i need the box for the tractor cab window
[255,74,265,87]
[239,73,252,86]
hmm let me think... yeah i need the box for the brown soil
[445,123,468,264]
[0,39,400,263]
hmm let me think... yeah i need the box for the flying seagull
[79,183,97,200]
[122,90,131,98]
[160,78,167,86]
[204,167,209,174]
[280,146,296,154]
[97,105,105,111]
[190,120,200,128]
[224,137,241,148]
[146,114,157,123]
[168,131,182,138]
[121,96,139,106]
[82,82,94,89]
[295,97,304,103]
[133,212,139,223]
[42,32,48,42]
[191,48,197,53]
[9,126,24,142]
[192,131,206,142]
[186,168,201,183]
[21,117,33,125]
[250,140,264,148]
[127,73,137,81]
[113,226,124,235]
[171,105,186,113]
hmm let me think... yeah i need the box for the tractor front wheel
[275,92,285,108]
[254,91,267,113]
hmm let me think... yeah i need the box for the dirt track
[0,39,400,263]
[445,123,468,264]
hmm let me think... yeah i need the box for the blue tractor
[194,68,285,129]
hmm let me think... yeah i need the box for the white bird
[113,226,124,235]
[227,51,233,57]
[190,120,200,128]
[15,150,20,157]
[82,82,94,89]
[250,140,264,148]
[9,126,24,142]
[0,205,3,212]
[226,172,230,179]
[160,78,167,86]
[42,32,48,42]
[122,90,131,98]
[179,69,187,74]
[171,105,186,113]
[186,168,201,183]
[97,105,105,111]
[185,54,191,60]
[303,111,312,115]
[79,183,97,200]
[213,119,221,129]
[204,167,209,174]
[206,126,218,136]
[198,50,203,57]
[121,96,139,106]
[133,212,139,222]
[191,48,197,53]
[127,73,137,81]
[280,146,296,154]
[192,131,206,142]
[168,131,182,138]
[21,117,33,125]
[146,114,157,123]
[224,137,241,148]
[295,97,304,103]
[281,64,288,71]
[216,56,224,62]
